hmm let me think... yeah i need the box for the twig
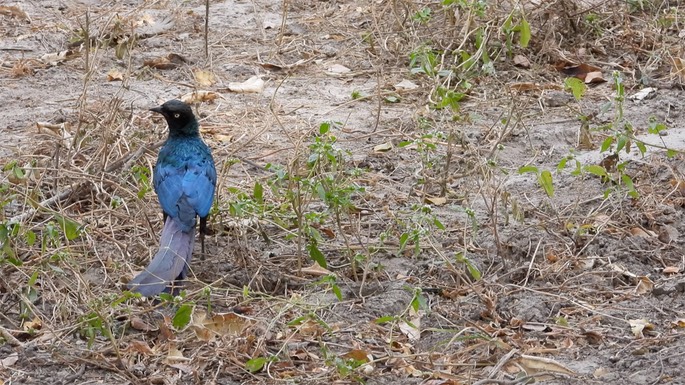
[204,0,209,58]
[7,140,163,224]
[0,324,22,346]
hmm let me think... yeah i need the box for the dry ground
[1,0,685,384]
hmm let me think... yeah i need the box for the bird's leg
[199,216,207,255]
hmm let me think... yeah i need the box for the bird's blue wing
[154,151,184,219]
[182,151,216,218]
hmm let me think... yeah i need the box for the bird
[128,99,217,297]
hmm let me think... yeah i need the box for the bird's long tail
[128,217,195,297]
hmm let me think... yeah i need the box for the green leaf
[374,315,396,324]
[398,232,409,253]
[331,284,342,301]
[616,135,627,153]
[253,182,263,204]
[518,165,539,174]
[307,243,327,268]
[384,96,400,103]
[557,157,568,172]
[538,170,554,197]
[245,357,268,373]
[518,18,530,47]
[583,165,608,178]
[25,230,36,247]
[621,174,639,198]
[433,218,445,230]
[55,215,81,241]
[172,304,193,330]
[319,122,330,135]
[635,141,647,157]
[28,271,40,286]
[564,77,586,101]
[667,149,678,158]
[600,137,613,153]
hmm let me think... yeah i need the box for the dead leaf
[672,57,685,83]
[40,50,72,66]
[180,90,220,104]
[143,53,187,70]
[394,79,419,90]
[342,349,374,374]
[517,354,575,376]
[301,263,333,276]
[629,319,654,338]
[599,153,618,172]
[130,317,157,332]
[326,63,351,76]
[203,312,249,336]
[635,276,653,295]
[630,227,654,238]
[556,61,600,76]
[342,349,371,362]
[212,133,233,143]
[399,309,421,341]
[513,55,530,68]
[136,14,174,36]
[424,196,447,206]
[0,5,29,21]
[628,87,657,101]
[194,69,216,87]
[107,69,124,81]
[129,340,154,355]
[509,82,541,92]
[663,266,680,274]
[373,142,393,152]
[191,310,250,341]
[556,61,605,83]
[593,367,610,378]
[0,352,18,369]
[23,317,42,331]
[672,319,685,328]
[227,76,264,93]
[584,71,606,83]
[164,347,189,364]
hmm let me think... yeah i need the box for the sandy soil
[1,1,685,384]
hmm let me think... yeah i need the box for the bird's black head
[150,99,198,137]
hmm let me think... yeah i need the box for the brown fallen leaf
[194,69,216,87]
[584,71,606,83]
[424,196,447,206]
[373,142,393,152]
[129,340,154,355]
[634,276,653,295]
[130,316,157,332]
[513,54,530,68]
[180,90,220,104]
[227,76,264,93]
[301,263,333,276]
[599,153,618,172]
[143,53,188,70]
[556,61,605,83]
[629,318,654,338]
[0,352,19,369]
[517,354,575,376]
[672,57,685,83]
[107,69,124,81]
[663,266,680,274]
[0,5,30,21]
[509,82,541,92]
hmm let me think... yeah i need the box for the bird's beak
[150,106,164,115]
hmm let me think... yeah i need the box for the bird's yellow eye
[173,113,180,118]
